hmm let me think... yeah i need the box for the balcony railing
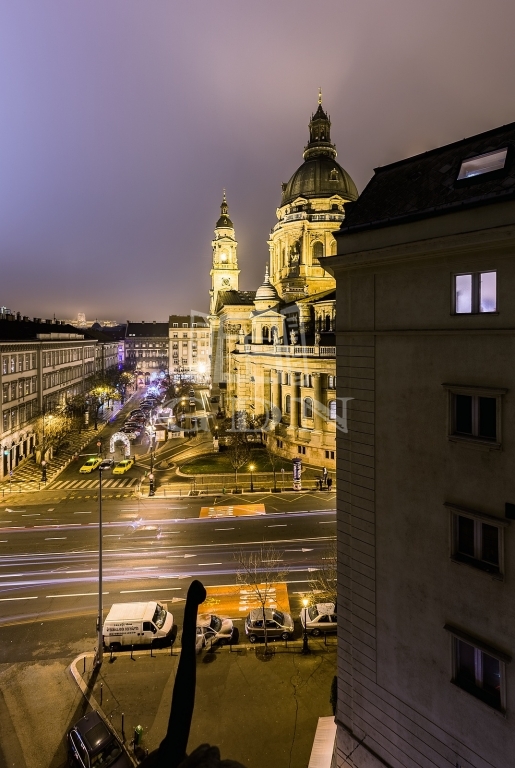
[242,344,335,357]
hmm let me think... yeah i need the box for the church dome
[280,97,358,207]
[255,266,279,303]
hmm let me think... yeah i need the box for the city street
[0,491,336,661]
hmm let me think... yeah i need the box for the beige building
[0,314,118,480]
[169,315,210,382]
[327,124,515,766]
[210,97,358,466]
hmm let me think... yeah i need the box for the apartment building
[169,315,210,382]
[327,124,515,767]
[125,321,169,382]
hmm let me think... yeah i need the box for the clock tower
[209,191,240,315]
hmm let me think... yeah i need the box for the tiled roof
[168,315,208,327]
[0,318,84,341]
[126,322,169,338]
[216,290,256,308]
[340,121,515,234]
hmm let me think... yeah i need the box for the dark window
[452,394,497,441]
[453,513,501,574]
[455,639,502,710]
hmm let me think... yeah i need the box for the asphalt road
[0,491,335,660]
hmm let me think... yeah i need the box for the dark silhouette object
[139,580,246,768]
[327,477,332,491]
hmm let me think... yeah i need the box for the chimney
[16,312,21,321]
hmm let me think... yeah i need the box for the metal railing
[242,344,335,357]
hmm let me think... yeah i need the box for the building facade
[169,315,210,382]
[210,97,358,466]
[125,321,169,383]
[327,124,515,767]
[0,315,117,480]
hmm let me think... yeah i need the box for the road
[0,491,336,662]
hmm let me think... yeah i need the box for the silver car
[244,607,294,643]
[300,602,337,636]
[195,613,234,650]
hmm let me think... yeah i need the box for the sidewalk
[71,639,337,768]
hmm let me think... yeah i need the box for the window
[276,439,283,448]
[284,373,290,385]
[2,384,8,403]
[448,504,505,576]
[10,357,15,373]
[325,450,335,460]
[445,625,509,711]
[327,376,335,389]
[457,148,508,180]
[182,323,188,328]
[312,241,324,261]
[328,400,337,420]
[454,271,496,314]
[173,323,178,328]
[262,326,270,342]
[304,374,312,388]
[325,315,331,332]
[304,397,313,419]
[2,357,7,375]
[2,411,9,431]
[284,395,291,415]
[298,445,306,455]
[445,385,505,447]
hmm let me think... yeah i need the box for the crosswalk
[48,477,139,491]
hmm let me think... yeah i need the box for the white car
[195,613,234,650]
[300,602,337,636]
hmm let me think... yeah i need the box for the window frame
[446,502,507,579]
[452,270,497,315]
[445,624,510,713]
[443,383,506,450]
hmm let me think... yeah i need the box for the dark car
[129,409,145,417]
[98,458,114,471]
[68,710,131,767]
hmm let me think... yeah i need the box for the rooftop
[126,321,169,338]
[339,121,515,234]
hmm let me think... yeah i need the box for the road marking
[268,524,287,527]
[104,534,120,537]
[46,592,109,598]
[0,596,38,601]
[74,511,92,514]
[198,562,223,566]
[120,587,181,594]
[0,521,12,524]
[47,508,54,512]
[215,528,234,531]
[0,541,8,543]
[65,569,94,574]
[133,566,158,570]
[286,548,314,552]
[45,537,66,540]
[318,521,336,524]
[22,514,40,517]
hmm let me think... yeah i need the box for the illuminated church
[208,95,358,467]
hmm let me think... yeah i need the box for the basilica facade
[208,97,358,468]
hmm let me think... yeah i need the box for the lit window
[328,400,337,420]
[445,626,509,711]
[457,148,507,180]
[454,271,496,314]
[304,398,313,418]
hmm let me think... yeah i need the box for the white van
[102,601,174,650]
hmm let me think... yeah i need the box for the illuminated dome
[281,100,358,207]
[255,266,279,304]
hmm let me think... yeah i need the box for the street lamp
[41,459,47,483]
[149,472,155,497]
[96,440,102,457]
[95,466,104,668]
[249,463,255,492]
[301,597,310,654]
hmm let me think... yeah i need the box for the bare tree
[308,541,337,606]
[228,436,250,491]
[235,543,288,653]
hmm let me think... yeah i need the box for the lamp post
[41,459,47,483]
[149,472,155,497]
[301,598,310,654]
[249,463,255,492]
[96,440,102,457]
[95,467,104,668]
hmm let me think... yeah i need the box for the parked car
[99,458,114,471]
[113,458,135,474]
[196,613,234,650]
[79,456,102,474]
[300,602,337,636]
[129,409,144,417]
[121,427,141,437]
[68,710,131,768]
[244,608,294,643]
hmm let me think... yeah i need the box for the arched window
[329,400,337,420]
[262,326,270,342]
[304,397,313,419]
[317,315,322,332]
[285,394,291,415]
[328,375,335,389]
[325,315,331,332]
[330,240,337,256]
[271,326,278,344]
[312,241,324,262]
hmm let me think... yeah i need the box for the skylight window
[457,148,508,180]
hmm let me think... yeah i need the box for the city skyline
[1,1,515,319]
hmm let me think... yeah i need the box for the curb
[69,652,138,767]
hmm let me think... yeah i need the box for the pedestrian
[318,477,323,491]
[322,466,328,484]
[327,476,332,491]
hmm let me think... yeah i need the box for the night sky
[1,1,514,322]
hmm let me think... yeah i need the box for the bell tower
[209,191,240,315]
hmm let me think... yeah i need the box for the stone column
[290,372,300,428]
[313,372,324,431]
[272,369,281,419]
